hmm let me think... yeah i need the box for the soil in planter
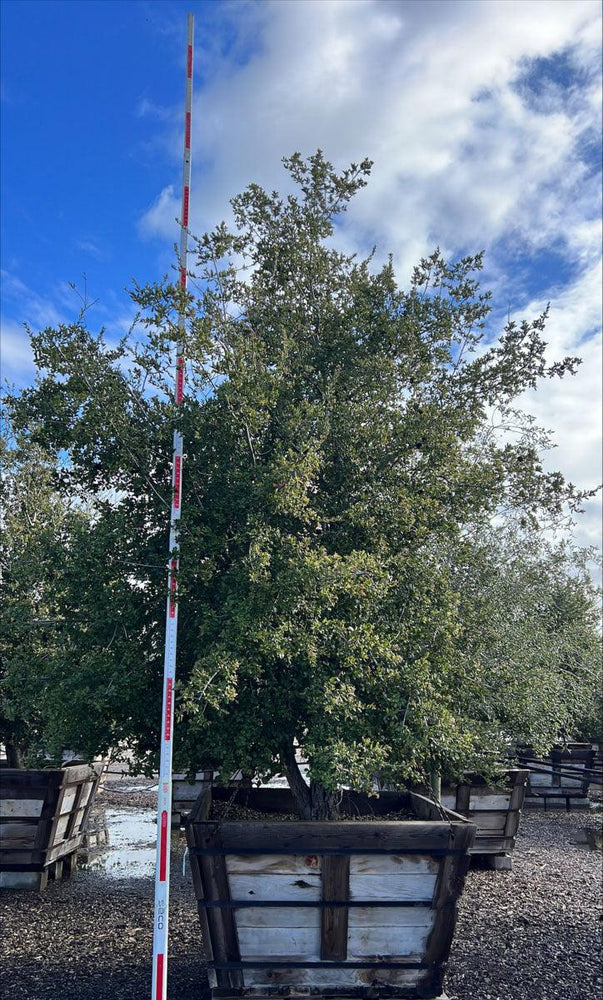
[208,799,414,821]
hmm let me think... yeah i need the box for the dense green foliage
[440,527,601,771]
[4,154,599,814]
[0,428,91,765]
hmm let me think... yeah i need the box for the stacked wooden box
[0,763,100,889]
[440,769,529,871]
[518,744,595,808]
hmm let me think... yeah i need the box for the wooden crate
[186,786,475,1000]
[78,806,110,863]
[440,770,529,871]
[173,770,245,827]
[0,763,100,889]
[173,772,215,828]
[518,744,595,808]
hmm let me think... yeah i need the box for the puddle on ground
[83,807,157,879]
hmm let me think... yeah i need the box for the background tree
[8,152,598,815]
[0,425,90,765]
[438,527,601,771]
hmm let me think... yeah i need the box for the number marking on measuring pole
[151,13,194,1000]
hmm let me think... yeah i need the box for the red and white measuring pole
[151,13,194,1000]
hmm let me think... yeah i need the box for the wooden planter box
[186,786,475,1000]
[173,772,215,828]
[440,770,528,871]
[173,771,245,827]
[518,744,595,808]
[0,763,100,889]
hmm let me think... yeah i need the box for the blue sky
[1,0,602,553]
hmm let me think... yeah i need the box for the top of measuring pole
[179,13,194,294]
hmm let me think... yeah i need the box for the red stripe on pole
[159,811,169,880]
[156,955,165,1000]
[164,678,173,741]
[180,266,186,289]
[173,455,181,510]
[187,44,193,79]
[176,358,184,404]
[185,112,191,151]
[182,186,190,227]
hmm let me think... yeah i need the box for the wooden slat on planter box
[188,817,243,989]
[321,855,350,961]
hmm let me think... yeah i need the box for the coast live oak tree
[8,152,597,817]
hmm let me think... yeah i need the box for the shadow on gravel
[3,957,210,1000]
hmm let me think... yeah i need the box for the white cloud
[75,239,104,260]
[516,261,602,553]
[138,184,180,241]
[137,0,601,552]
[0,317,35,386]
[1,270,66,330]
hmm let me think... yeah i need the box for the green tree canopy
[6,152,598,816]
[0,425,92,765]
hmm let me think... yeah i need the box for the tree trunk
[280,742,341,820]
[309,779,341,820]
[280,742,312,819]
[5,739,24,769]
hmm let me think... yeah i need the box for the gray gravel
[1,796,601,1000]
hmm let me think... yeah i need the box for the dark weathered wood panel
[204,821,461,854]
[321,855,350,961]
[189,820,243,989]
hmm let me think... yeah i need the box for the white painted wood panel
[242,966,421,988]
[348,906,434,928]
[237,924,430,962]
[228,873,321,902]
[349,872,437,902]
[235,905,434,930]
[54,814,71,841]
[442,792,511,810]
[59,787,78,814]
[469,793,511,810]
[0,798,44,818]
[227,853,321,876]
[349,923,431,956]
[238,925,321,959]
[236,906,319,928]
[78,784,94,806]
[349,853,437,875]
[529,770,552,786]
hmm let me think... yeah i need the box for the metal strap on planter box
[208,961,438,971]
[190,845,469,857]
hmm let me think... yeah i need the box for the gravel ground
[1,790,601,1000]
